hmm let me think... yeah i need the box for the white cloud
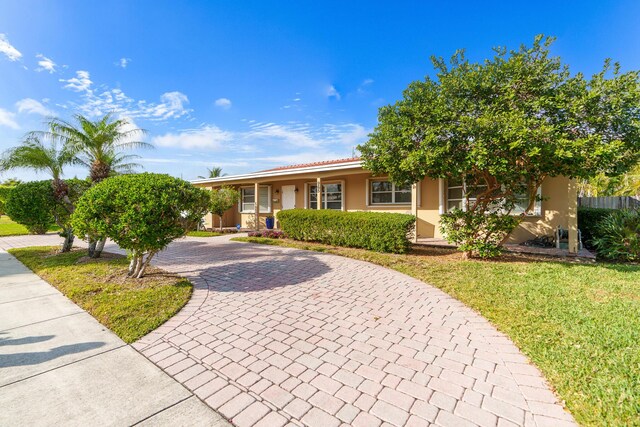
[0,34,22,61]
[152,125,234,149]
[35,54,56,73]
[146,91,190,120]
[60,70,192,121]
[247,122,318,147]
[0,108,19,129]
[60,70,93,92]
[326,85,341,100]
[117,57,131,68]
[15,98,54,116]
[214,98,232,109]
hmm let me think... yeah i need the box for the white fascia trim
[190,161,364,185]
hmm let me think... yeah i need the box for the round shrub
[592,209,640,262]
[4,181,55,234]
[72,173,210,277]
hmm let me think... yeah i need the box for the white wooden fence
[578,196,640,210]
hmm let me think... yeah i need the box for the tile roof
[258,157,362,172]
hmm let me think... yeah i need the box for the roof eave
[190,160,364,185]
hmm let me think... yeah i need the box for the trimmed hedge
[578,207,612,248]
[276,209,415,253]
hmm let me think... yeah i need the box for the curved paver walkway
[0,234,576,427]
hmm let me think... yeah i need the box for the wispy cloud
[214,97,232,109]
[0,34,22,62]
[60,70,92,92]
[151,125,234,149]
[152,121,369,152]
[326,84,341,100]
[60,70,191,121]
[35,54,56,73]
[0,108,19,129]
[15,98,54,116]
[117,57,131,68]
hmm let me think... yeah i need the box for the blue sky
[1,1,639,181]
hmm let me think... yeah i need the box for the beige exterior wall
[195,171,576,246]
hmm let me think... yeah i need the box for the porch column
[254,182,260,231]
[438,178,445,214]
[316,177,322,210]
[411,183,418,243]
[568,178,578,253]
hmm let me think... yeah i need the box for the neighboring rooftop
[258,157,362,172]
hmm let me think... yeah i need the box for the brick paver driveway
[0,234,575,427]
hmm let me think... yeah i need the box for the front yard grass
[0,216,59,236]
[232,236,640,427]
[186,230,223,237]
[9,246,192,343]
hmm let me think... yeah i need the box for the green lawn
[186,230,224,237]
[232,236,640,427]
[0,216,60,236]
[9,247,192,343]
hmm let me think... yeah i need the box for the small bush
[592,209,640,261]
[578,207,612,248]
[248,230,286,239]
[439,209,521,258]
[276,209,415,253]
[4,181,55,234]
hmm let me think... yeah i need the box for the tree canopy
[359,35,640,257]
[72,173,210,278]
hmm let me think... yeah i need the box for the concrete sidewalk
[0,250,229,427]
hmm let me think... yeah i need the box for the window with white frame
[308,183,343,210]
[240,186,270,213]
[370,180,412,204]
[446,178,541,215]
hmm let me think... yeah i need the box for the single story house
[192,157,580,253]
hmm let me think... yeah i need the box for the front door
[281,185,296,210]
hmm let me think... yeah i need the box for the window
[240,186,270,213]
[308,183,343,210]
[512,187,542,216]
[370,180,412,205]
[446,178,541,216]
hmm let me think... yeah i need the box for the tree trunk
[91,238,106,258]
[462,250,472,260]
[87,239,97,257]
[61,229,74,253]
[135,251,156,279]
[219,215,224,232]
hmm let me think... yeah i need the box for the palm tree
[198,166,225,179]
[0,137,77,251]
[32,113,150,257]
[34,113,150,183]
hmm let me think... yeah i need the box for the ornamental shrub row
[276,209,415,253]
[578,207,612,248]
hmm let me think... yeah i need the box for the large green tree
[359,35,640,257]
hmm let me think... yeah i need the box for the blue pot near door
[265,216,275,230]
